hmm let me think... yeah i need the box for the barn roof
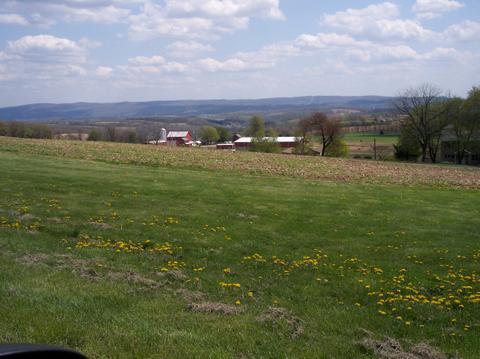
[234,137,299,144]
[167,131,189,138]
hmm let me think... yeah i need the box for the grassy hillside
[0,137,479,358]
[0,136,479,188]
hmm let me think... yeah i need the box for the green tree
[447,87,480,164]
[294,117,313,155]
[215,126,231,143]
[127,130,138,143]
[394,84,448,163]
[87,129,102,141]
[394,125,421,161]
[246,116,265,138]
[309,112,342,156]
[250,138,281,153]
[325,139,349,157]
[266,128,279,137]
[199,126,220,144]
[7,121,26,138]
[32,124,52,139]
[105,126,116,142]
[0,121,7,136]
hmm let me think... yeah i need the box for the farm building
[216,143,235,150]
[234,137,299,150]
[231,133,242,142]
[440,128,480,165]
[167,131,192,146]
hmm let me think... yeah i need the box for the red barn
[167,131,192,146]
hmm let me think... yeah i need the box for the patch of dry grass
[357,330,452,359]
[256,306,304,339]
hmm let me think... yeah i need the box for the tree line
[0,120,52,139]
[87,126,138,143]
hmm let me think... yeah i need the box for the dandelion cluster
[219,281,241,288]
[75,234,175,254]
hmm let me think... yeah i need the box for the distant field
[0,137,479,358]
[344,133,399,159]
[344,133,399,144]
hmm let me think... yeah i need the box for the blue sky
[0,0,479,106]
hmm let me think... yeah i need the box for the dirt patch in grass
[17,252,162,287]
[176,288,244,315]
[19,213,37,221]
[188,302,245,315]
[256,306,304,339]
[47,217,63,223]
[88,222,113,229]
[176,288,207,302]
[17,253,51,266]
[107,270,161,288]
[157,270,187,282]
[357,330,452,359]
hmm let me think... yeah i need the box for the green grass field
[344,133,399,144]
[344,133,399,159]
[0,137,479,358]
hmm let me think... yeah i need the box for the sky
[0,0,479,106]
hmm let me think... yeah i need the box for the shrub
[87,129,102,141]
[394,128,421,161]
[325,139,349,158]
[199,126,220,144]
[250,138,281,153]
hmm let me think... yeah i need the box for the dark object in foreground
[0,344,86,358]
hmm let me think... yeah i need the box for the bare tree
[295,117,313,155]
[309,112,342,156]
[105,126,117,142]
[394,84,447,163]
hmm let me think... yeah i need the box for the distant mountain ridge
[0,96,393,121]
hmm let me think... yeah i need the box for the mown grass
[0,138,479,358]
[344,132,399,144]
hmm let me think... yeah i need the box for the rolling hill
[0,96,393,121]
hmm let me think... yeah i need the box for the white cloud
[7,35,88,63]
[202,42,302,72]
[295,32,422,63]
[296,33,368,48]
[294,29,474,65]
[346,45,420,62]
[412,0,465,20]
[442,20,480,42]
[324,2,399,27]
[128,55,169,66]
[95,66,114,77]
[119,54,190,75]
[322,2,434,41]
[165,0,284,20]
[0,1,134,26]
[128,0,284,40]
[0,13,28,25]
[197,57,252,72]
[0,35,93,83]
[112,40,299,76]
[167,41,213,58]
